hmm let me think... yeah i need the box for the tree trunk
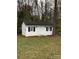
[28,0,29,5]
[53,0,58,36]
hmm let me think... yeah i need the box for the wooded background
[17,0,61,35]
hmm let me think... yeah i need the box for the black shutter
[46,27,48,31]
[34,27,35,32]
[28,27,30,32]
[50,27,52,31]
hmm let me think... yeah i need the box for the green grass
[17,35,61,59]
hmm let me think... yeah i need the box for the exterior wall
[22,23,53,37]
[22,22,26,36]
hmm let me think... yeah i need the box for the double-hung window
[46,27,52,31]
[28,27,35,32]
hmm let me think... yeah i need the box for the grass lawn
[17,35,61,59]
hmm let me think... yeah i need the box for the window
[50,27,52,31]
[34,27,35,32]
[28,27,30,32]
[28,27,35,32]
[46,27,52,31]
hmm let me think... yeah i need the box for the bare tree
[40,1,44,20]
[45,0,48,16]
[53,0,58,36]
[32,0,39,16]
[17,0,24,11]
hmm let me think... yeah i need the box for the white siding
[22,24,53,37]
[22,22,26,36]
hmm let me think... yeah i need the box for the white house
[22,21,53,37]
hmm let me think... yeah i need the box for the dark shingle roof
[23,19,53,26]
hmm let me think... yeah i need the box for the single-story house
[22,20,53,37]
